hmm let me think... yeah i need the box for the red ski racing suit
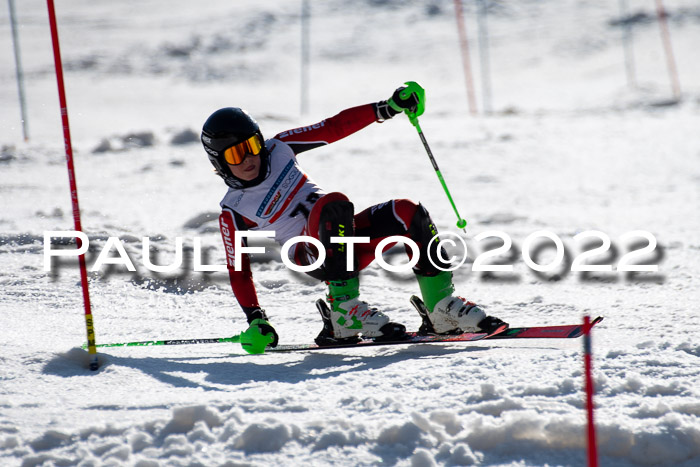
[217,103,445,323]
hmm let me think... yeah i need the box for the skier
[201,83,507,353]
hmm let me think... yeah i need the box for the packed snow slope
[1,1,699,465]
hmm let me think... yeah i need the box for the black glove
[242,305,269,324]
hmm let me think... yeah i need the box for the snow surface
[1,0,699,465]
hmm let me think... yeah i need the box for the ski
[487,316,604,339]
[268,328,497,352]
[267,316,603,353]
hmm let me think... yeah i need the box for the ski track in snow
[1,0,699,465]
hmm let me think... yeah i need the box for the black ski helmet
[201,107,270,188]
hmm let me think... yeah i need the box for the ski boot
[414,271,508,335]
[314,277,406,346]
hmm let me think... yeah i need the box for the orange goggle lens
[223,135,263,165]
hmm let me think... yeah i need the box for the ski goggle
[223,134,263,165]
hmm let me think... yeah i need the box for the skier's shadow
[80,344,489,390]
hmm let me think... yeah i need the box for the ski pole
[84,334,241,349]
[391,81,468,232]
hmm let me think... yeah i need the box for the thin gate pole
[454,0,478,116]
[476,0,493,114]
[8,0,29,141]
[654,0,681,100]
[619,0,637,88]
[301,0,310,115]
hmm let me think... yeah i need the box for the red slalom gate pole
[583,315,598,466]
[47,0,99,371]
[453,0,478,116]
[654,0,681,101]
